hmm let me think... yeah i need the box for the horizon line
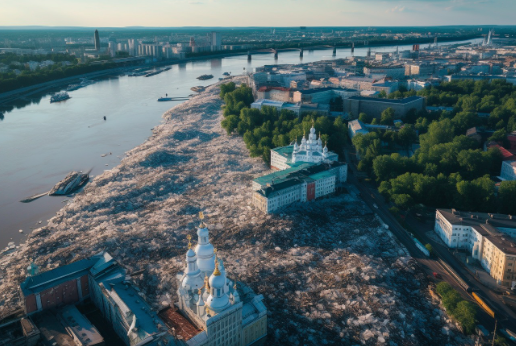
[0,25,512,30]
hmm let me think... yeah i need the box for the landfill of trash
[0,79,472,345]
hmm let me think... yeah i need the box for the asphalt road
[344,148,516,340]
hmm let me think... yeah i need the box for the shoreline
[0,36,480,107]
[0,79,469,345]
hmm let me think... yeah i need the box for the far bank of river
[0,37,482,249]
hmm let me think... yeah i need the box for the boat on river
[67,84,81,91]
[48,171,90,195]
[50,92,70,103]
[128,71,148,77]
[145,68,170,77]
[196,74,213,80]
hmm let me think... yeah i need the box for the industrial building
[343,95,425,119]
[434,209,516,288]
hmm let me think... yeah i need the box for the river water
[0,38,482,248]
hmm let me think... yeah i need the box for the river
[0,38,482,249]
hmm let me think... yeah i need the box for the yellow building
[435,209,516,288]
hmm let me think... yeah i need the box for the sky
[1,0,515,27]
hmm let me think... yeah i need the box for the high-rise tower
[94,30,101,51]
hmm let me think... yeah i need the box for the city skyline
[1,0,515,27]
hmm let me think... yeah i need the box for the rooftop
[251,99,299,108]
[255,161,346,197]
[487,143,515,160]
[294,87,357,95]
[348,119,367,132]
[158,307,202,341]
[59,305,104,346]
[437,209,516,255]
[20,257,98,296]
[257,86,290,92]
[254,161,314,186]
[348,96,423,104]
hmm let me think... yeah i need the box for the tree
[397,124,418,149]
[498,181,516,214]
[262,146,271,165]
[489,128,507,143]
[372,153,413,182]
[425,243,434,256]
[457,149,488,178]
[451,111,479,135]
[453,301,477,335]
[456,175,495,211]
[378,90,387,98]
[358,112,371,124]
[436,282,454,297]
[420,119,455,150]
[393,194,414,210]
[380,107,395,125]
[221,114,239,135]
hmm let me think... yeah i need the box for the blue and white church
[176,213,267,346]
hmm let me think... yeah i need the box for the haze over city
[1,0,516,27]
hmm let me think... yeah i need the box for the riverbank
[0,78,470,345]
[0,36,480,107]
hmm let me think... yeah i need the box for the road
[344,147,516,340]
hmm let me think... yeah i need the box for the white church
[176,213,267,346]
[270,123,339,170]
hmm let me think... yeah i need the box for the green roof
[309,170,338,180]
[272,145,294,159]
[254,162,315,186]
[20,257,98,296]
[256,178,304,198]
[255,161,346,197]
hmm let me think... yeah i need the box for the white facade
[210,32,221,50]
[177,220,267,346]
[434,209,516,286]
[270,151,292,171]
[434,210,484,261]
[500,160,516,180]
[292,126,332,164]
[250,99,301,116]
